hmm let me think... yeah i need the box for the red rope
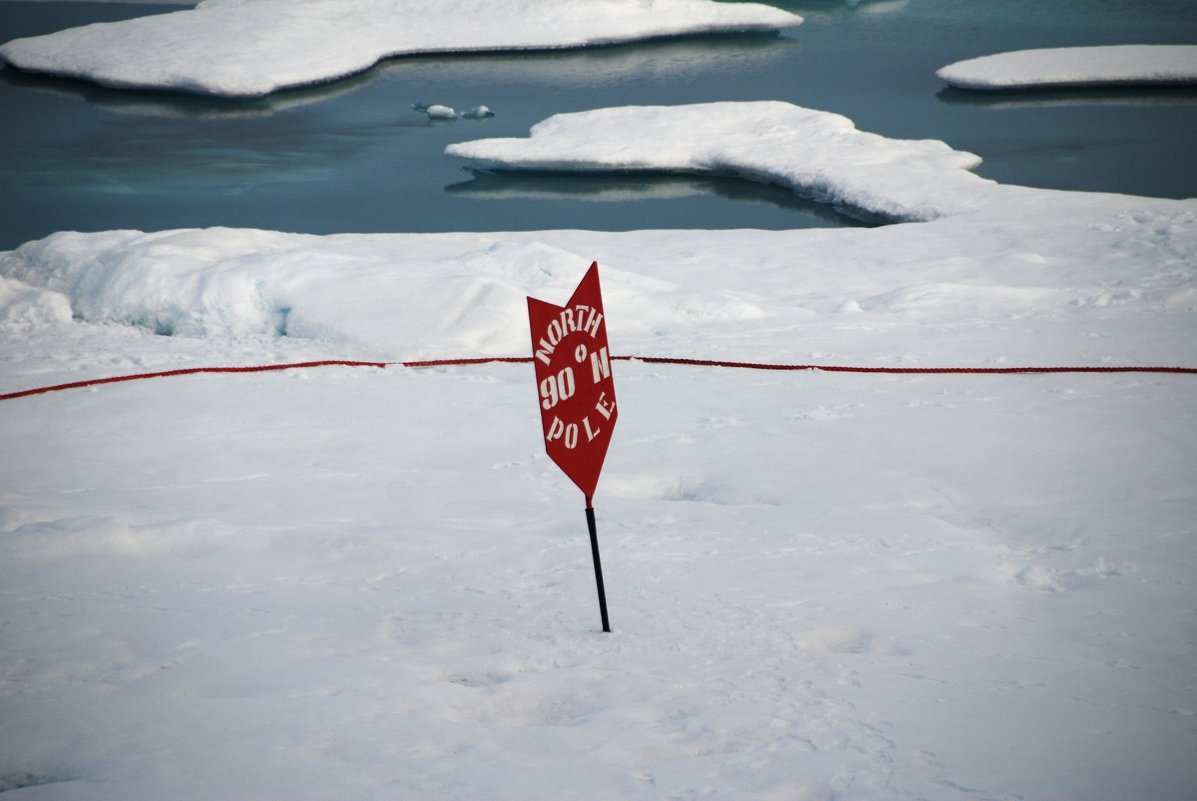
[617,356,1197,375]
[0,360,387,402]
[398,354,1197,375]
[2,356,1194,402]
[400,356,530,368]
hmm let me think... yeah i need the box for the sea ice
[938,44,1197,90]
[0,0,803,97]
[2,95,1196,801]
[425,104,459,120]
[447,101,994,221]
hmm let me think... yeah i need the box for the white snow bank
[3,195,1195,370]
[938,44,1197,90]
[0,0,802,97]
[447,101,993,221]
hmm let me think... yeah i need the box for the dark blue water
[1,0,1195,251]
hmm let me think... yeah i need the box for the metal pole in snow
[584,495,611,633]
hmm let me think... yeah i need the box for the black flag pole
[584,495,611,633]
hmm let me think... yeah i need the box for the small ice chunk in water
[461,106,494,119]
[412,103,492,121]
[425,104,459,120]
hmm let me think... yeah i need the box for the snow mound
[937,45,1197,90]
[0,277,73,332]
[446,101,991,221]
[0,0,803,97]
[0,229,774,359]
[4,197,1196,369]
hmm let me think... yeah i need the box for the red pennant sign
[527,262,618,502]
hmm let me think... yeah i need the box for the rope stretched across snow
[3,356,1195,402]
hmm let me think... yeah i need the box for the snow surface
[0,0,803,98]
[3,98,1197,799]
[937,45,1197,90]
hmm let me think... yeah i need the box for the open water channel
[1,0,1195,251]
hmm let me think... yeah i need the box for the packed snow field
[3,2,1197,800]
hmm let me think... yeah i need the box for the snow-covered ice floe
[447,101,995,222]
[0,0,802,97]
[3,101,1197,800]
[938,44,1197,90]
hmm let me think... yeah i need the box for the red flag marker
[527,262,618,631]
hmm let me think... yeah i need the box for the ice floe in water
[0,0,803,97]
[447,101,995,222]
[413,102,494,121]
[938,45,1197,90]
